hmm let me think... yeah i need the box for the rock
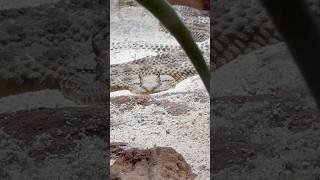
[111,146,196,180]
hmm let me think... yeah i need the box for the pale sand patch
[110,74,210,179]
[0,90,79,114]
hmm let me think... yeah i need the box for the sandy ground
[211,43,320,179]
[110,2,210,179]
[111,90,210,179]
[0,90,79,114]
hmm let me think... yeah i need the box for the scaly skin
[0,0,108,105]
[110,40,209,94]
[211,0,281,70]
[113,0,320,94]
[110,5,210,94]
[4,0,320,104]
[210,0,320,70]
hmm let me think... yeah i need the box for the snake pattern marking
[0,0,108,105]
[111,0,320,95]
[2,0,320,105]
[110,3,210,94]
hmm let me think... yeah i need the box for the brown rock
[111,146,196,180]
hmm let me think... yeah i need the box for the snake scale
[0,0,108,105]
[110,3,210,94]
[2,0,320,105]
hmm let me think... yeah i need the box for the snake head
[130,72,176,94]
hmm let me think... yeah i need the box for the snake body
[110,4,210,94]
[2,0,320,104]
[0,0,108,105]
